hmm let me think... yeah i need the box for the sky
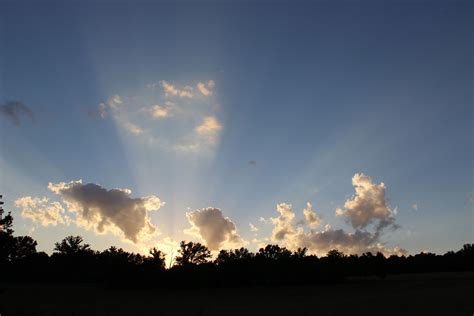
[0,0,472,259]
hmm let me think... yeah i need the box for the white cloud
[98,103,107,119]
[266,174,404,256]
[196,80,215,96]
[160,80,193,98]
[173,116,223,153]
[123,121,144,135]
[302,202,321,228]
[335,173,397,232]
[184,207,244,251]
[270,203,296,241]
[195,116,223,136]
[48,180,164,243]
[94,80,223,154]
[108,95,123,109]
[249,223,259,232]
[150,105,172,119]
[16,196,70,226]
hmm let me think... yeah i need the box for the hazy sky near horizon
[0,0,472,257]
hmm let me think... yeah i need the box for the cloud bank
[267,173,405,256]
[16,173,405,257]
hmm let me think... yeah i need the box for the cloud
[335,173,397,233]
[267,174,404,256]
[93,80,223,154]
[48,180,163,243]
[184,207,244,251]
[16,196,70,226]
[295,226,379,256]
[108,95,123,109]
[90,95,121,120]
[123,121,144,135]
[96,103,108,119]
[0,101,35,126]
[195,116,223,136]
[196,80,215,96]
[160,80,193,98]
[174,116,223,153]
[302,202,321,228]
[150,105,172,119]
[249,223,259,232]
[412,203,418,211]
[259,217,269,224]
[270,203,296,241]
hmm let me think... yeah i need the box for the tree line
[1,203,473,287]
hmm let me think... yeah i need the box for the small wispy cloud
[160,80,194,98]
[412,203,418,211]
[0,101,35,126]
[196,80,215,96]
[195,116,222,136]
[150,104,172,119]
[108,95,123,109]
[123,121,144,135]
[249,223,259,232]
[92,80,222,154]
[259,217,269,224]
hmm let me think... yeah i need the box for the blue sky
[0,0,472,257]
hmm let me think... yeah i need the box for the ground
[0,272,473,315]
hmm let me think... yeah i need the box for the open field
[0,272,473,316]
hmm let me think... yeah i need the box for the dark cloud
[48,180,163,243]
[185,207,244,251]
[0,101,35,126]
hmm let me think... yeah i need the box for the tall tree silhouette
[11,236,37,261]
[143,247,166,270]
[256,244,292,261]
[215,247,253,265]
[54,236,92,256]
[174,241,211,266]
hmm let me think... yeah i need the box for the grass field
[1,272,473,315]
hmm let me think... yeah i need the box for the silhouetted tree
[0,210,14,236]
[326,249,345,259]
[256,244,292,261]
[292,247,308,259]
[54,236,92,256]
[174,241,211,266]
[0,199,37,263]
[11,236,37,261]
[0,197,15,262]
[143,247,166,270]
[0,199,473,287]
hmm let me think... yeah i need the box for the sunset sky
[0,0,472,258]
